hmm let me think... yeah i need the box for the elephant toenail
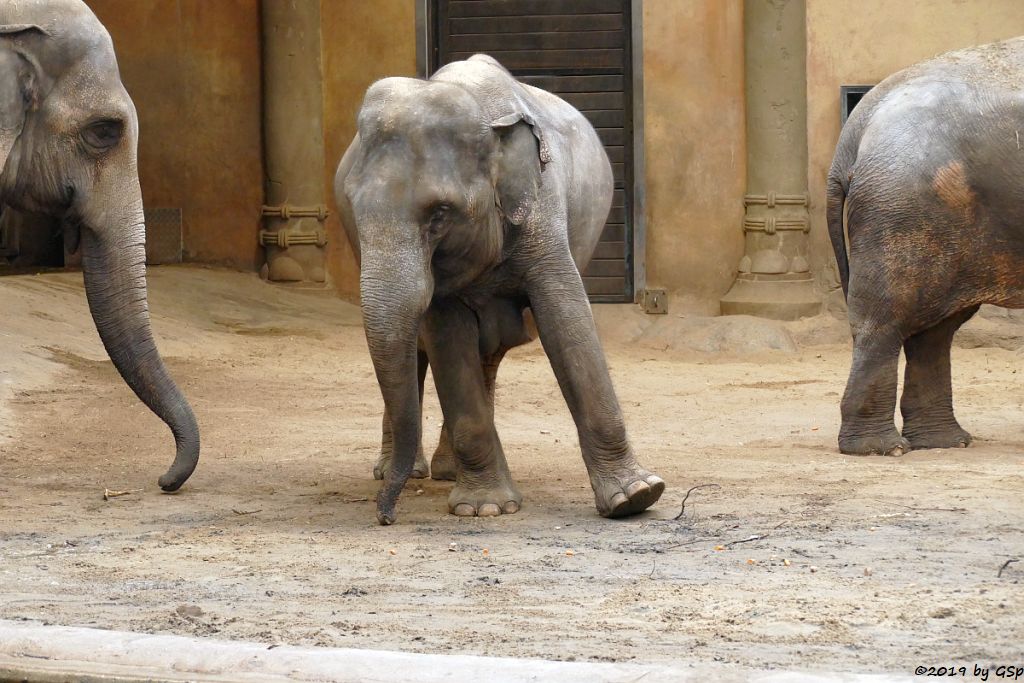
[452,503,476,517]
[502,501,520,514]
[646,475,665,488]
[478,503,502,517]
[610,492,628,509]
[625,480,649,498]
[886,446,905,457]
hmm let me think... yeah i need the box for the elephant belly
[475,297,535,357]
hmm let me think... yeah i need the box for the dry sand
[0,266,1021,674]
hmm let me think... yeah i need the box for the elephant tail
[826,157,852,300]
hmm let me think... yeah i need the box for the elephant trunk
[80,216,200,491]
[360,252,432,525]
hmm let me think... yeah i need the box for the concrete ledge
[0,621,911,683]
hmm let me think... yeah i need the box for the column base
[720,276,821,320]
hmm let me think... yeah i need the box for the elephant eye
[426,203,451,235]
[81,120,124,152]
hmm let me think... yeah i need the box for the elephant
[827,37,1024,456]
[1,0,199,490]
[335,54,665,525]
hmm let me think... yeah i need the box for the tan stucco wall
[321,0,417,300]
[86,1,264,270]
[642,0,746,313]
[806,0,1024,294]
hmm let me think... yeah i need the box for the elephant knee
[449,417,493,464]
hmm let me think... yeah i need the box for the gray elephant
[1,0,199,489]
[827,37,1024,456]
[335,55,664,525]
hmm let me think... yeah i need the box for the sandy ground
[0,266,1022,675]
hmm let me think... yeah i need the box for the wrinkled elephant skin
[828,38,1024,456]
[335,56,664,525]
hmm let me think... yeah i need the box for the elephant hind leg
[900,306,978,449]
[430,424,457,481]
[839,318,909,456]
[375,350,430,480]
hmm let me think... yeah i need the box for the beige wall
[806,0,1024,295]
[87,1,264,271]
[90,1,1024,315]
[642,0,746,313]
[321,0,417,300]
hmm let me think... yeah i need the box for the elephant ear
[492,112,550,227]
[0,24,47,174]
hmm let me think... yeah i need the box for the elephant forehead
[361,79,486,140]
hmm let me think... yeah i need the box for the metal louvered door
[430,0,634,303]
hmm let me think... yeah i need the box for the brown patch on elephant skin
[932,161,976,221]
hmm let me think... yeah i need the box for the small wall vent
[840,85,874,126]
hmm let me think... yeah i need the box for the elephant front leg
[423,301,521,516]
[430,349,507,482]
[900,307,978,449]
[839,321,909,456]
[375,350,430,480]
[525,256,664,518]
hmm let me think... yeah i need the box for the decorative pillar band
[261,204,330,221]
[743,193,808,208]
[743,217,810,234]
[258,229,327,248]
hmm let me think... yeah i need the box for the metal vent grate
[840,85,873,126]
[144,207,183,265]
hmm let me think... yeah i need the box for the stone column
[720,0,819,319]
[259,0,328,283]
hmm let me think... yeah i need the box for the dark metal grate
[840,85,874,126]
[144,207,183,265]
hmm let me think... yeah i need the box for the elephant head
[0,1,199,491]
[339,66,547,523]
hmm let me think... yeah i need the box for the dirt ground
[1,266,1022,675]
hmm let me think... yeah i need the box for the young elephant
[1,1,199,489]
[828,37,1024,456]
[336,55,664,524]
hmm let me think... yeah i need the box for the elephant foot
[903,423,972,450]
[448,479,522,517]
[839,427,911,456]
[591,467,665,518]
[373,450,429,481]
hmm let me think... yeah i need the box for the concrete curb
[0,621,912,683]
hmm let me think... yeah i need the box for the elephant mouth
[62,215,81,254]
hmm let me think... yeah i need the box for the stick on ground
[673,484,721,521]
[998,558,1019,578]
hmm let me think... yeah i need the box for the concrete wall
[806,0,1024,299]
[320,0,417,300]
[86,1,264,271]
[641,0,746,314]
